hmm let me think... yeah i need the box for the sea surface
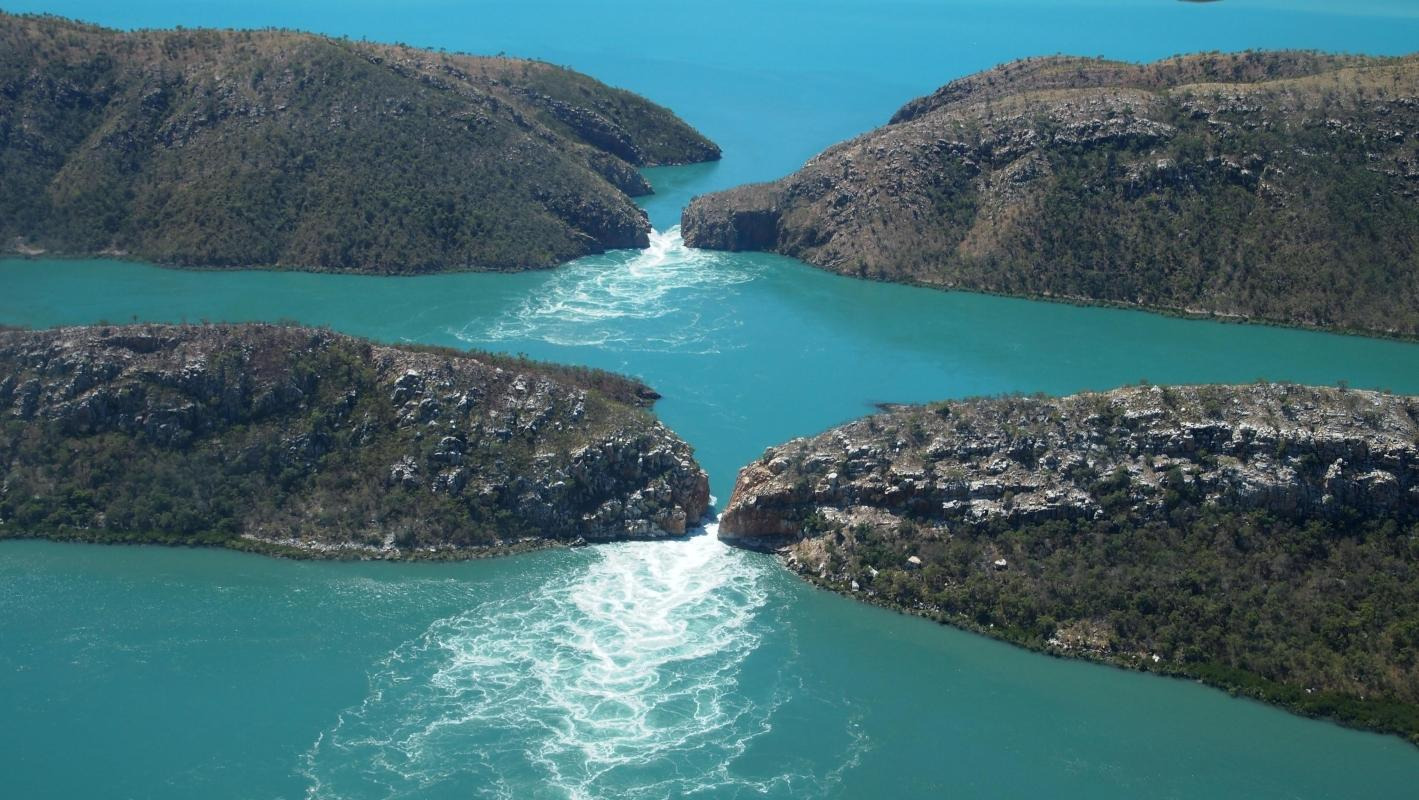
[4,1,1419,797]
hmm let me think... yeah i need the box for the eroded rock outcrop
[0,324,709,556]
[684,51,1419,337]
[723,384,1419,544]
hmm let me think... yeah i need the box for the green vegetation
[683,51,1419,337]
[0,13,718,272]
[0,324,706,554]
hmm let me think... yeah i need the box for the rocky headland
[683,51,1419,337]
[0,324,709,557]
[721,383,1419,740]
[0,13,719,273]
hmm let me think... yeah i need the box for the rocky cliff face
[683,51,1419,337]
[0,13,719,273]
[0,324,709,556]
[720,384,1419,740]
[722,384,1419,544]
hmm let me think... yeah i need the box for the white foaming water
[303,524,801,799]
[466,227,756,353]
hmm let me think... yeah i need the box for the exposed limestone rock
[722,384,1419,546]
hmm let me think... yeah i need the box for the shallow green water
[5,0,1419,797]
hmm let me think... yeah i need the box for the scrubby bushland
[683,52,1419,337]
[0,13,719,272]
[720,383,1419,741]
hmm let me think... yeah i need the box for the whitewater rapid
[301,524,842,799]
[467,227,757,353]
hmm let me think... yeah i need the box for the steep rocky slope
[0,13,719,272]
[0,324,709,556]
[722,383,1419,740]
[683,51,1419,337]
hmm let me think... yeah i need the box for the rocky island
[683,51,1419,337]
[0,324,709,556]
[721,383,1419,740]
[0,13,719,272]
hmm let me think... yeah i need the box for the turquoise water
[5,1,1419,797]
